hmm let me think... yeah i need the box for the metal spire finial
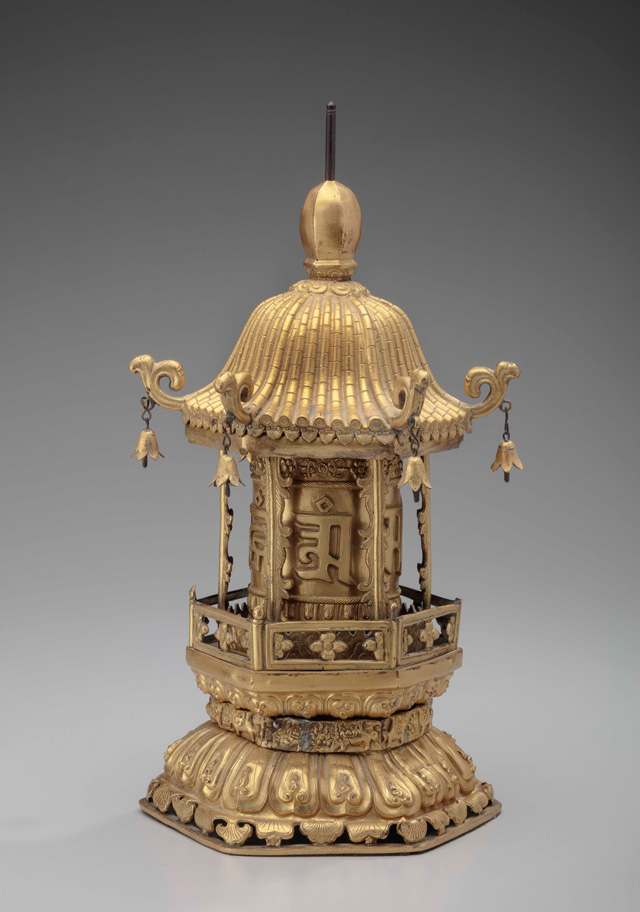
[325,102,336,181]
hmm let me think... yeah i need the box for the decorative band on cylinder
[206,698,433,753]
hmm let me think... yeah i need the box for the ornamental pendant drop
[131,427,164,467]
[209,451,244,488]
[490,438,523,482]
[400,455,432,494]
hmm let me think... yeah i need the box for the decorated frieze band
[205,698,433,753]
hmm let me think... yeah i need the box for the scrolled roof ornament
[462,361,520,419]
[129,354,186,411]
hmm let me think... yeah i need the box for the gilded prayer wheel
[130,104,520,854]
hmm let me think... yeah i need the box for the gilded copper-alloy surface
[130,146,519,854]
[141,722,499,854]
[205,698,434,752]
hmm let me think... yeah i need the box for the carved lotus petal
[397,817,427,844]
[146,778,161,800]
[152,783,176,813]
[216,821,253,846]
[347,821,390,843]
[326,696,361,718]
[194,804,216,834]
[435,674,452,696]
[424,809,449,835]
[285,695,321,718]
[255,821,295,847]
[299,820,344,845]
[446,799,468,825]
[480,781,494,801]
[399,456,431,492]
[131,428,164,461]
[383,778,413,808]
[172,796,196,823]
[465,789,490,814]
[252,695,282,715]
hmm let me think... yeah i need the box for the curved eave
[180,381,473,455]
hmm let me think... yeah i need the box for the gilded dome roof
[181,278,477,448]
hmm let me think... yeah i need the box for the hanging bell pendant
[400,455,432,499]
[491,439,523,482]
[209,451,244,488]
[131,428,164,468]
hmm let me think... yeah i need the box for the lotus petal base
[140,721,500,855]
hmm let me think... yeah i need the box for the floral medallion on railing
[310,632,347,661]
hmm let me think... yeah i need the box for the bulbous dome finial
[299,103,362,280]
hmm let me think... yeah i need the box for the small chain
[222,411,233,454]
[141,395,155,428]
[408,415,420,456]
[500,400,511,442]
[136,392,157,469]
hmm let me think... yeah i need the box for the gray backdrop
[2,1,638,909]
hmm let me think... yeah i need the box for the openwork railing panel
[189,584,460,671]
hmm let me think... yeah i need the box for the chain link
[499,399,511,442]
[222,411,234,453]
[140,395,155,428]
[407,415,420,456]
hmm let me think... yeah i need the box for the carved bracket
[388,369,431,429]
[463,361,520,419]
[215,371,254,425]
[129,354,186,411]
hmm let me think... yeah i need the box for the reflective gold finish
[491,439,524,477]
[400,455,431,493]
[130,428,164,463]
[130,300,518,455]
[300,180,361,278]
[142,723,498,854]
[129,354,186,411]
[131,119,519,854]
[204,698,434,752]
[210,452,244,489]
